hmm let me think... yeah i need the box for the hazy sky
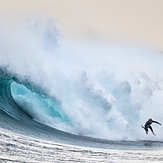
[1,0,163,50]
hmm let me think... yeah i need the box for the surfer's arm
[152,120,162,125]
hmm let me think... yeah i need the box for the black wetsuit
[144,120,160,134]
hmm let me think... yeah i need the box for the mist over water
[0,19,163,140]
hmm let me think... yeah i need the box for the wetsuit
[144,120,161,134]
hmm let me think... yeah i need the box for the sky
[1,0,163,51]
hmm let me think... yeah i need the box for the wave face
[0,19,163,141]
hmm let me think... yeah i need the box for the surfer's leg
[144,126,148,134]
[149,126,155,136]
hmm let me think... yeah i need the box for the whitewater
[0,20,163,162]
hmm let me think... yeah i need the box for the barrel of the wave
[0,78,31,120]
[10,80,72,132]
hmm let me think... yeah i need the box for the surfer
[142,118,162,136]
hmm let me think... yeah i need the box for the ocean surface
[0,20,163,162]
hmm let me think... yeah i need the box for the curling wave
[0,19,163,143]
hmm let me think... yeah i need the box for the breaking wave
[0,19,163,142]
